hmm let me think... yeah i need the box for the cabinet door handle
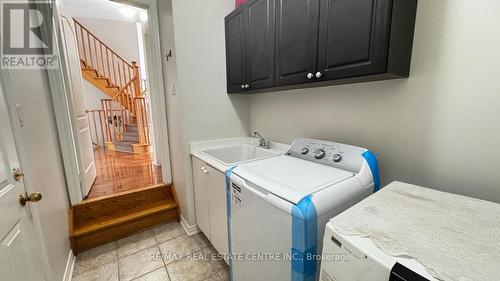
[315,72,323,78]
[245,84,250,89]
[241,84,246,89]
[307,73,314,79]
[202,167,208,174]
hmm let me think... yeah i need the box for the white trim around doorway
[49,0,172,205]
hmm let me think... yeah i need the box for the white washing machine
[226,138,380,281]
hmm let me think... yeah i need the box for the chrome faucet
[253,132,271,149]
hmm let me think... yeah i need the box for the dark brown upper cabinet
[275,0,319,86]
[317,0,391,80]
[225,8,246,93]
[225,0,417,94]
[225,0,275,93]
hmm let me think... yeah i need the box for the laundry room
[0,0,499,281]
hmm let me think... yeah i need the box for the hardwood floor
[86,149,163,200]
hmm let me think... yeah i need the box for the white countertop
[190,137,290,173]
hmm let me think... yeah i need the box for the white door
[59,15,96,198]
[0,82,45,281]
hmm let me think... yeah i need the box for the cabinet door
[192,157,210,237]
[317,0,392,80]
[207,165,229,259]
[275,0,320,86]
[245,0,275,90]
[225,7,247,93]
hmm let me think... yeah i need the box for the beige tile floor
[72,222,229,281]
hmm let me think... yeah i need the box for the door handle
[315,72,323,78]
[307,73,314,79]
[19,192,43,206]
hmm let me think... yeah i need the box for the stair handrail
[75,19,151,147]
[112,79,135,100]
[74,19,133,69]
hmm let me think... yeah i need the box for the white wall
[249,0,500,202]
[159,0,250,225]
[83,80,109,110]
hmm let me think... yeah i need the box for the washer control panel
[285,138,367,173]
[314,149,326,159]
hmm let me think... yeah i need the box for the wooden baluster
[136,98,142,143]
[141,99,147,144]
[122,63,127,93]
[117,61,123,90]
[108,106,112,142]
[111,104,116,141]
[87,30,93,68]
[93,36,98,74]
[86,111,93,144]
[111,54,117,87]
[107,101,112,142]
[79,25,87,65]
[99,110,105,147]
[142,99,147,143]
[99,43,104,77]
[127,96,131,125]
[145,99,149,144]
[120,108,126,136]
[127,67,133,113]
[92,111,99,147]
[101,100,111,144]
[132,62,141,125]
[106,48,111,85]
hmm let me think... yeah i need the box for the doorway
[54,0,172,203]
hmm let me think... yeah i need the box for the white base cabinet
[192,157,228,259]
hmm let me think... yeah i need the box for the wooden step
[70,184,180,254]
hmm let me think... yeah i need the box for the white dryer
[226,138,380,281]
[320,223,437,281]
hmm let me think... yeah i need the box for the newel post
[131,61,145,144]
[131,61,142,98]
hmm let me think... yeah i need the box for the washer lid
[233,155,354,204]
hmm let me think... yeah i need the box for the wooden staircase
[74,19,151,154]
[69,184,180,254]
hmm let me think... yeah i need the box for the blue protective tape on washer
[225,166,237,281]
[291,195,318,281]
[362,150,380,192]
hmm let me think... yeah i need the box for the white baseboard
[62,250,75,281]
[180,215,199,236]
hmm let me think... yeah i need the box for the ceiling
[60,0,147,23]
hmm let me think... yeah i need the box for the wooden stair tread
[69,182,180,253]
[73,200,177,237]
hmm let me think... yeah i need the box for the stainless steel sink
[201,144,279,165]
